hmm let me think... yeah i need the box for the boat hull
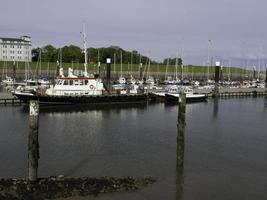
[14,93,148,105]
[165,93,208,103]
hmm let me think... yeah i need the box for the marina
[0,97,266,199]
[2,0,267,198]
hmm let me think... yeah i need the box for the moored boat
[165,86,207,103]
[13,26,148,105]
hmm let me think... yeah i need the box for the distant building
[0,36,32,62]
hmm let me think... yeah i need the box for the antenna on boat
[82,23,88,77]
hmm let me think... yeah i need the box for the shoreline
[0,176,156,200]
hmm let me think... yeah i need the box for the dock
[203,88,267,98]
[0,93,22,105]
[0,97,22,105]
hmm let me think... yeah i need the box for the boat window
[85,80,88,85]
[63,80,68,85]
[69,80,73,85]
[74,80,81,85]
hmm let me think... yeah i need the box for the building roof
[0,37,31,42]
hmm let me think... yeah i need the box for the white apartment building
[0,36,32,62]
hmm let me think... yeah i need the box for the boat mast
[165,58,169,80]
[120,50,123,77]
[181,39,184,80]
[82,24,88,77]
[228,58,231,81]
[130,51,133,76]
[175,52,178,80]
[207,40,211,81]
[114,53,116,73]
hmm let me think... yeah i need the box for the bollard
[106,58,111,91]
[213,61,220,98]
[28,100,39,182]
[177,92,186,167]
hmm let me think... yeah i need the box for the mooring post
[28,100,39,182]
[213,61,220,98]
[177,91,186,167]
[106,58,111,92]
[220,65,223,85]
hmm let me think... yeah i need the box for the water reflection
[20,102,148,114]
[176,163,184,200]
[176,138,184,200]
[176,103,185,200]
[213,98,219,118]
[264,96,267,110]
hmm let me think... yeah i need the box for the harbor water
[0,97,267,199]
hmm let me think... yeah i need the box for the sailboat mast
[228,58,231,81]
[82,24,88,77]
[165,58,169,80]
[130,51,133,75]
[114,53,116,73]
[120,51,122,77]
[181,38,184,80]
[175,53,178,80]
[207,40,211,81]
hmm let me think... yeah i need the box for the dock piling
[214,61,220,98]
[28,100,39,182]
[106,58,111,91]
[177,92,186,167]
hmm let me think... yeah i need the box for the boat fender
[89,85,95,89]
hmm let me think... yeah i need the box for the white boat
[118,76,126,84]
[127,75,136,84]
[117,50,126,84]
[45,75,104,96]
[145,76,155,85]
[165,86,207,103]
[1,76,15,86]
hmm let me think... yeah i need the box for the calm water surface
[0,97,267,200]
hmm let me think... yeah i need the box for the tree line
[32,45,182,65]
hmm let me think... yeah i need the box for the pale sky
[1,0,267,66]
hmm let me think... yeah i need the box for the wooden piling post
[213,61,220,98]
[106,58,111,92]
[177,92,186,167]
[28,100,39,182]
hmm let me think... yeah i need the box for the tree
[163,57,183,65]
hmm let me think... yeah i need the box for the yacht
[14,26,148,105]
[165,86,207,103]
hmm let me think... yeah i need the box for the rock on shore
[0,176,156,200]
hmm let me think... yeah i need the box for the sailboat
[117,51,126,84]
[1,61,15,86]
[145,57,155,85]
[127,51,136,84]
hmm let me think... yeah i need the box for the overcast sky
[1,0,267,66]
